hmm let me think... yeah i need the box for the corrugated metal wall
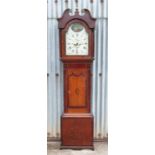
[47,0,108,140]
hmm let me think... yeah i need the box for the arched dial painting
[58,9,96,149]
[66,23,89,55]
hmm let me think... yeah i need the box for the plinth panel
[61,114,94,149]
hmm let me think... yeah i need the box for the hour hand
[74,43,79,46]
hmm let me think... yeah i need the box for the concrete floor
[47,142,108,155]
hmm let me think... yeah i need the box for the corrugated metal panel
[47,0,108,140]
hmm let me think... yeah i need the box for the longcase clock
[58,9,96,149]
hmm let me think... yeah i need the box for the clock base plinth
[60,145,94,150]
[61,113,94,149]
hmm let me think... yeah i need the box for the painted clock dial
[66,23,89,55]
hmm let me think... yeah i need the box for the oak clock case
[58,9,96,150]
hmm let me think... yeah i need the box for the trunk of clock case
[64,63,91,113]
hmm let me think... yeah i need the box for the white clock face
[66,23,89,56]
